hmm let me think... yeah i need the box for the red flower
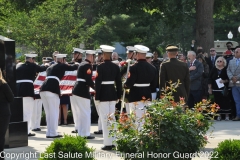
[120,61,127,66]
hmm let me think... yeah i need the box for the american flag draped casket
[33,70,96,95]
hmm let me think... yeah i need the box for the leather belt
[16,80,33,83]
[101,81,114,84]
[77,78,86,82]
[46,76,60,82]
[133,83,150,87]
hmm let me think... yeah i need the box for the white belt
[16,80,33,83]
[46,76,60,82]
[77,78,86,82]
[134,83,150,87]
[101,81,114,84]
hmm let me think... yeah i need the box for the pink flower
[204,136,208,140]
[216,106,220,109]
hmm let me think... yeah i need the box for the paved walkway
[3,121,240,160]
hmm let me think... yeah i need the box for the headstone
[0,35,28,148]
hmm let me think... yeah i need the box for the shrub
[211,139,240,160]
[109,80,218,160]
[39,135,95,160]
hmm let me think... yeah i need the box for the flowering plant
[109,81,218,160]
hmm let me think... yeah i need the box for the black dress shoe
[46,135,63,138]
[32,128,41,131]
[94,130,102,134]
[28,133,36,137]
[101,145,115,150]
[85,136,95,139]
[72,130,78,133]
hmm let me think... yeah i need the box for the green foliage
[16,55,25,63]
[110,81,217,160]
[211,139,240,160]
[39,135,95,160]
[0,0,238,57]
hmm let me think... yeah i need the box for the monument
[0,35,28,148]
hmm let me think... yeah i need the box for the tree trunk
[196,0,214,55]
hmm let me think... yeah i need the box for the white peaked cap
[100,45,115,52]
[146,52,153,58]
[126,46,136,51]
[56,54,67,58]
[73,48,85,53]
[24,54,38,58]
[85,50,96,55]
[134,45,149,53]
[96,49,102,53]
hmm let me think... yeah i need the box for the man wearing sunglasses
[206,48,219,71]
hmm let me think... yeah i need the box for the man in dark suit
[159,45,190,103]
[206,48,218,71]
[187,51,204,108]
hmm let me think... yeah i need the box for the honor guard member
[31,93,42,132]
[68,48,85,133]
[95,49,104,65]
[159,45,190,103]
[123,45,158,130]
[126,46,136,60]
[95,45,122,150]
[93,49,103,135]
[146,52,158,100]
[71,50,96,139]
[120,46,136,114]
[40,54,78,138]
[69,48,83,64]
[50,51,59,65]
[16,53,47,136]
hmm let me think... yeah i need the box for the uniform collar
[104,60,111,62]
[137,59,146,62]
[170,58,178,61]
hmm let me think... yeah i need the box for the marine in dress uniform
[146,52,158,100]
[124,45,158,130]
[32,57,47,132]
[93,49,103,135]
[120,46,136,114]
[49,51,59,65]
[16,54,47,136]
[159,45,190,102]
[68,47,83,64]
[95,49,104,65]
[31,93,42,131]
[68,48,85,133]
[95,45,122,150]
[71,50,95,139]
[40,54,78,138]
